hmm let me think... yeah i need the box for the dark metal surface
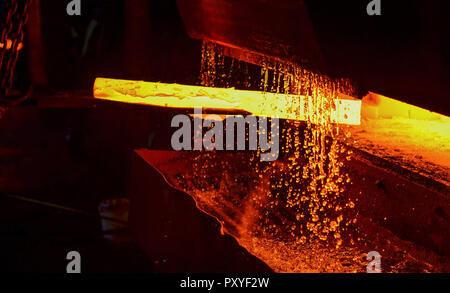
[176,0,324,70]
[132,149,450,272]
[128,150,273,273]
[176,0,449,115]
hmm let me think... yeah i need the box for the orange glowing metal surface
[362,92,450,122]
[93,77,361,125]
[354,92,450,184]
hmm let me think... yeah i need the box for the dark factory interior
[0,0,449,274]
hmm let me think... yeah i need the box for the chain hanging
[0,0,32,99]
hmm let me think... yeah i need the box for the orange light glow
[351,92,450,185]
[0,39,23,51]
[93,77,361,125]
[362,92,449,122]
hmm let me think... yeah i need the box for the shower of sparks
[93,41,365,272]
[197,41,358,249]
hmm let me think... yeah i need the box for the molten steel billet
[93,78,361,125]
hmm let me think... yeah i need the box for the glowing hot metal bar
[93,78,361,125]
